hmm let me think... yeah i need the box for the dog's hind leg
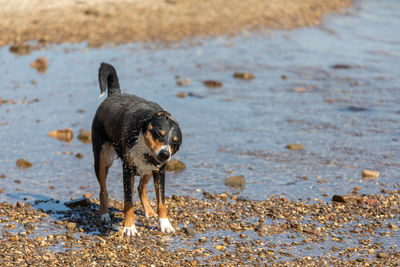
[94,142,115,223]
[153,168,175,233]
[138,173,157,218]
[122,161,138,236]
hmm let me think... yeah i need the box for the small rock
[75,153,84,159]
[331,64,354,69]
[65,197,90,208]
[286,144,304,150]
[281,74,287,79]
[317,179,328,184]
[48,128,74,142]
[233,72,254,80]
[16,159,32,169]
[187,92,204,99]
[175,92,186,98]
[0,174,6,179]
[30,57,48,73]
[225,175,245,190]
[332,195,358,203]
[183,226,197,237]
[171,194,180,201]
[215,245,226,251]
[77,129,91,144]
[24,222,36,231]
[362,169,379,179]
[203,80,222,88]
[66,222,77,231]
[66,232,75,240]
[376,252,388,259]
[0,189,3,194]
[9,44,32,55]
[257,223,285,237]
[165,160,186,171]
[176,78,191,86]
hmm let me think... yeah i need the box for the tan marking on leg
[138,173,156,217]
[123,202,135,228]
[154,175,167,219]
[148,123,153,130]
[159,130,165,136]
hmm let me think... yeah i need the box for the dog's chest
[127,134,160,176]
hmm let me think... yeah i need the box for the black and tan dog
[92,63,182,236]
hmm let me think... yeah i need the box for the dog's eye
[155,129,165,138]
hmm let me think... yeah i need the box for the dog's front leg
[122,161,138,236]
[138,173,157,218]
[153,167,175,233]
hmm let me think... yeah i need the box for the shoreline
[1,0,352,48]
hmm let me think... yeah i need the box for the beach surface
[0,0,351,46]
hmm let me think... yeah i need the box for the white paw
[123,225,139,236]
[101,213,111,223]
[160,218,175,233]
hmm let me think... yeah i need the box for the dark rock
[225,175,245,190]
[64,197,90,209]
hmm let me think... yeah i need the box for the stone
[362,169,379,179]
[16,159,32,169]
[225,175,245,190]
[203,80,222,88]
[165,160,186,171]
[66,222,77,231]
[233,72,254,80]
[65,197,90,208]
[286,144,304,150]
[48,128,74,142]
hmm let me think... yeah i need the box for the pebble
[48,128,74,142]
[286,144,305,150]
[30,57,48,73]
[225,175,245,190]
[77,129,91,144]
[203,80,222,88]
[175,92,186,98]
[65,197,91,208]
[66,222,77,231]
[165,160,186,171]
[233,72,254,80]
[362,169,380,179]
[183,226,197,237]
[215,245,226,251]
[16,158,32,169]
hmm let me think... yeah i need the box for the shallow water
[1,0,399,207]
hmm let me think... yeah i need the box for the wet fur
[92,63,182,235]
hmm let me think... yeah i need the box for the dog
[92,63,182,236]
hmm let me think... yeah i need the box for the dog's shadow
[7,193,157,236]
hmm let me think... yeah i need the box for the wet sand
[0,0,351,47]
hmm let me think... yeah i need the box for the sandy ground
[0,0,351,47]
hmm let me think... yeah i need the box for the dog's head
[142,111,182,164]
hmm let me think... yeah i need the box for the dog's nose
[158,150,170,161]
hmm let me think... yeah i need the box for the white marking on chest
[127,133,160,176]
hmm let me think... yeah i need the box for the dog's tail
[98,63,121,97]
